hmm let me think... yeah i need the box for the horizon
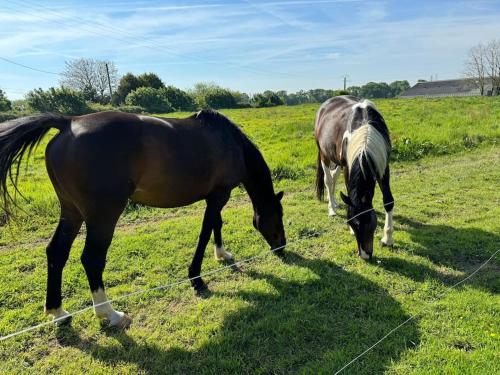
[1,0,500,100]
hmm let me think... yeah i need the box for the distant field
[0,97,499,373]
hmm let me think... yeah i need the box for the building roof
[399,78,493,98]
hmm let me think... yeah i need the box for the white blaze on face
[92,288,126,326]
[214,244,233,261]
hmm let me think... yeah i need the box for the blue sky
[1,0,500,99]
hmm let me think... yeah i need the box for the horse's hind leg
[378,166,395,247]
[45,203,82,323]
[321,161,340,216]
[81,198,131,328]
[213,211,232,261]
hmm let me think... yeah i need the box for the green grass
[0,97,499,374]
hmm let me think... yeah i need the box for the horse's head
[341,191,377,260]
[253,191,286,255]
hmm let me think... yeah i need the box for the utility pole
[343,76,347,91]
[105,63,113,98]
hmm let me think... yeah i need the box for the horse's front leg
[189,190,231,291]
[213,211,233,261]
[378,166,395,247]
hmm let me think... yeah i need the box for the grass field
[0,97,499,373]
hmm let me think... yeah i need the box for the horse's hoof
[193,279,209,294]
[328,209,337,217]
[359,249,372,260]
[46,308,72,326]
[214,245,233,261]
[114,314,133,329]
[349,226,355,235]
[215,251,233,261]
[380,238,394,247]
[274,248,285,258]
[54,315,72,326]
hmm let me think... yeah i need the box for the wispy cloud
[1,0,500,99]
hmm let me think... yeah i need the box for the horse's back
[45,111,246,212]
[315,96,360,165]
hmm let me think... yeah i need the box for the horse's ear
[340,191,352,206]
[276,191,284,201]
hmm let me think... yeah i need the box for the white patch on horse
[321,161,340,216]
[45,306,70,324]
[381,210,394,246]
[92,288,132,328]
[214,244,233,261]
[346,124,389,180]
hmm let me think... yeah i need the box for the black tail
[316,150,325,201]
[0,114,70,220]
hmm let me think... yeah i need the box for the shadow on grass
[378,215,499,294]
[56,252,419,374]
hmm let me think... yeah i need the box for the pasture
[0,97,499,373]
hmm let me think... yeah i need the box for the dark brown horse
[315,96,394,259]
[0,110,285,328]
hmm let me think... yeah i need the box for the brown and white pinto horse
[315,96,394,259]
[0,110,285,328]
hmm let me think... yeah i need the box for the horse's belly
[130,177,213,208]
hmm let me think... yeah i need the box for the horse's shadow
[377,215,499,294]
[56,252,420,374]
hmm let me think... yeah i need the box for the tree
[360,82,392,98]
[464,43,488,95]
[389,80,410,97]
[251,91,284,107]
[485,39,500,95]
[160,86,196,111]
[113,73,141,105]
[204,88,238,109]
[26,87,89,115]
[60,58,118,104]
[189,82,242,109]
[347,86,361,97]
[138,73,165,89]
[0,89,11,111]
[125,87,172,113]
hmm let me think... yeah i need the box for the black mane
[195,109,277,214]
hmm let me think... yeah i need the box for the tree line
[0,57,411,115]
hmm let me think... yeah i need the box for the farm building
[399,78,494,98]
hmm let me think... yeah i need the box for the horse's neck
[348,159,376,205]
[242,140,275,211]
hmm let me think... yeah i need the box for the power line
[0,56,60,76]
[5,0,297,79]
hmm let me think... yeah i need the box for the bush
[0,112,18,122]
[125,87,172,113]
[271,165,304,180]
[0,89,12,111]
[189,82,243,109]
[204,88,238,109]
[117,105,145,113]
[251,91,284,107]
[160,86,196,111]
[25,87,90,115]
[114,73,142,105]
